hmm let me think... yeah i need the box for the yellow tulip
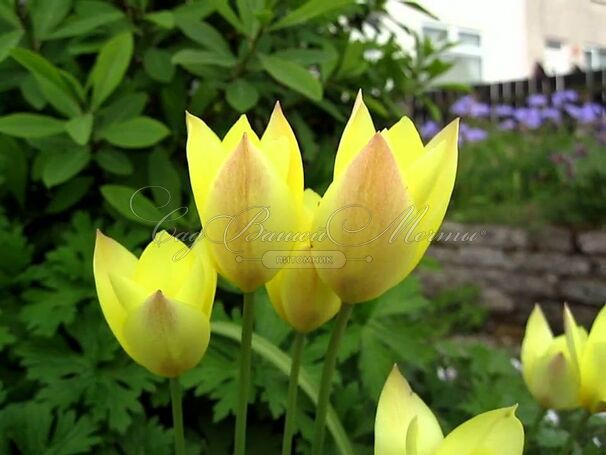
[93,230,216,377]
[266,189,341,333]
[311,92,459,303]
[186,103,303,292]
[375,366,524,455]
[521,305,587,409]
[577,305,606,412]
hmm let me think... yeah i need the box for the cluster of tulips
[91,90,601,454]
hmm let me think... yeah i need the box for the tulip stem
[169,378,185,455]
[282,332,306,455]
[311,303,354,455]
[235,292,255,455]
[560,410,591,455]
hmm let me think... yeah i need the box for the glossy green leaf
[30,0,72,41]
[46,176,93,214]
[10,48,81,117]
[144,10,175,29]
[0,29,23,63]
[42,147,90,188]
[175,17,231,56]
[226,79,259,112]
[47,10,123,40]
[172,49,236,68]
[0,113,65,138]
[258,53,323,100]
[99,116,169,149]
[0,135,27,206]
[271,0,355,30]
[143,48,175,83]
[95,148,133,175]
[65,113,93,145]
[100,184,164,225]
[148,149,181,210]
[89,32,133,110]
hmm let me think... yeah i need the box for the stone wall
[416,221,606,332]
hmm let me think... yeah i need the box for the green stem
[282,332,306,455]
[169,378,185,455]
[560,410,591,455]
[311,304,354,455]
[235,292,255,455]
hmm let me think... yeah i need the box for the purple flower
[469,102,490,118]
[494,104,514,117]
[541,107,562,123]
[552,89,578,107]
[450,96,476,116]
[527,94,548,107]
[566,102,604,124]
[498,118,516,130]
[464,127,488,142]
[420,120,440,139]
[514,107,542,129]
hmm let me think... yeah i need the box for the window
[422,24,483,83]
[585,46,606,70]
[544,38,568,75]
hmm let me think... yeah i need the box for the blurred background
[0,0,604,453]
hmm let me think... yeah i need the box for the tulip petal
[525,336,581,409]
[580,341,606,412]
[521,305,553,377]
[203,134,299,291]
[186,112,228,214]
[401,119,459,272]
[334,91,375,179]
[134,231,193,296]
[313,133,414,303]
[122,290,210,377]
[222,114,261,152]
[261,102,304,200]
[375,366,443,455]
[434,406,524,455]
[93,230,138,350]
[302,188,321,231]
[177,238,217,316]
[109,274,149,312]
[587,304,606,344]
[563,305,587,373]
[382,116,424,174]
[279,253,341,333]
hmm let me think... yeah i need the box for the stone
[578,231,606,255]
[530,226,573,252]
[560,279,606,305]
[594,257,606,277]
[511,252,591,276]
[470,224,529,250]
[457,246,514,269]
[479,287,515,313]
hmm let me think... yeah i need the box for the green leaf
[175,17,232,56]
[211,321,354,455]
[0,136,26,206]
[47,10,123,39]
[143,48,175,83]
[0,113,64,138]
[258,53,323,100]
[10,48,82,117]
[401,1,438,20]
[95,148,133,175]
[46,176,93,214]
[144,10,175,29]
[271,0,355,30]
[65,113,93,145]
[226,79,259,112]
[97,92,148,126]
[172,49,236,68]
[99,116,169,148]
[0,29,23,63]
[42,146,90,187]
[89,32,134,110]
[100,184,164,225]
[19,75,47,109]
[148,149,181,210]
[30,0,72,41]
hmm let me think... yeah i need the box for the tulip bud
[521,305,586,409]
[186,103,303,292]
[93,230,216,377]
[266,190,341,333]
[375,366,524,455]
[312,91,458,303]
[579,305,606,412]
